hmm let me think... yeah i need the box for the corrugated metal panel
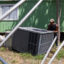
[0,22,17,32]
[60,0,64,32]
[0,0,64,32]
[0,1,18,32]
[0,0,18,1]
[19,0,57,29]
[19,0,64,32]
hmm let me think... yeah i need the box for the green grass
[0,47,7,51]
[56,48,64,60]
[12,60,16,63]
[0,61,3,64]
[0,47,44,60]
[1,46,64,60]
[50,46,64,60]
[19,53,44,60]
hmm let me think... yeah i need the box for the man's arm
[54,24,58,33]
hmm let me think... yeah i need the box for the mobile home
[0,0,64,33]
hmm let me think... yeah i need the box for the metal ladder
[41,36,57,64]
[0,57,8,64]
[0,0,63,64]
[48,41,64,64]
[41,36,64,64]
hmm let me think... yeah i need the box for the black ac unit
[12,27,54,55]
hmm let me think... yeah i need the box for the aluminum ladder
[41,36,64,64]
[0,57,8,64]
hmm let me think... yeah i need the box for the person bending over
[47,19,58,46]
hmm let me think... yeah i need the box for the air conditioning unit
[12,27,54,55]
[12,28,30,52]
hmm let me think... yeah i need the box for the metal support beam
[41,36,57,64]
[0,57,8,64]
[0,0,43,47]
[48,41,64,64]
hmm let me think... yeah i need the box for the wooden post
[57,9,61,45]
[56,0,61,45]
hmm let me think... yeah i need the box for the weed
[12,60,16,63]
[0,47,7,51]
[57,48,64,60]
[19,53,44,60]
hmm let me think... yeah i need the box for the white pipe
[41,36,57,64]
[0,0,43,47]
[0,0,26,20]
[48,41,64,64]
